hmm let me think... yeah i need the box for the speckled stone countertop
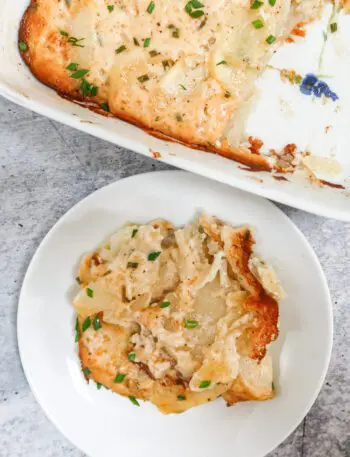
[0,96,349,457]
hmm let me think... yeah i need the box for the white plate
[18,171,332,457]
[1,1,350,220]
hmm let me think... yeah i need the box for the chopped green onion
[185,0,205,18]
[70,69,89,79]
[191,0,204,7]
[66,62,78,71]
[114,373,126,383]
[199,380,211,388]
[96,382,102,390]
[146,1,155,13]
[83,367,91,376]
[138,74,150,83]
[80,79,98,97]
[127,262,139,269]
[272,382,275,390]
[115,45,127,54]
[177,395,186,401]
[132,228,138,238]
[172,28,180,38]
[179,84,187,90]
[268,0,276,5]
[93,316,101,331]
[82,316,91,332]
[148,251,161,261]
[59,30,69,37]
[251,0,264,8]
[160,301,170,308]
[216,60,227,66]
[266,34,276,44]
[330,23,337,33]
[107,4,114,12]
[189,9,204,18]
[128,352,136,361]
[101,102,110,112]
[143,37,151,48]
[252,18,264,29]
[129,395,140,406]
[184,319,199,329]
[133,37,140,46]
[75,317,80,342]
[67,36,85,47]
[86,287,94,298]
[19,41,28,52]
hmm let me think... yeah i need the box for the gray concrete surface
[0,96,349,457]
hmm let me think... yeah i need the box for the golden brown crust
[18,0,272,171]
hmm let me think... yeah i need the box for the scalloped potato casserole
[19,0,325,169]
[73,214,284,413]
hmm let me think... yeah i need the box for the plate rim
[17,170,334,457]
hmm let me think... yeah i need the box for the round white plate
[18,171,332,457]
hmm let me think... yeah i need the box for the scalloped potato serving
[19,0,325,169]
[73,214,284,413]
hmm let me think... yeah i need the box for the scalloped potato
[73,214,284,413]
[19,0,325,169]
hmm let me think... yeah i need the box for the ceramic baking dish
[1,1,349,220]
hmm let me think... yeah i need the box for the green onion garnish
[18,41,28,52]
[67,36,85,47]
[177,395,186,401]
[143,37,151,48]
[82,316,91,332]
[66,62,78,71]
[189,9,204,18]
[107,4,114,12]
[199,380,211,388]
[114,373,126,383]
[266,34,276,44]
[251,0,264,8]
[268,0,276,5]
[148,251,161,261]
[147,1,155,13]
[252,19,264,29]
[160,301,170,308]
[127,262,138,269]
[216,60,227,66]
[132,228,138,238]
[83,367,91,376]
[101,102,110,112]
[179,84,187,90]
[115,45,127,54]
[96,382,102,389]
[128,352,136,361]
[330,23,337,33]
[133,37,140,46]
[172,28,180,38]
[129,395,140,406]
[60,30,69,37]
[86,287,94,298]
[70,69,89,79]
[184,319,199,329]
[93,316,101,331]
[75,317,80,342]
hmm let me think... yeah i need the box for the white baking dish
[1,1,349,220]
